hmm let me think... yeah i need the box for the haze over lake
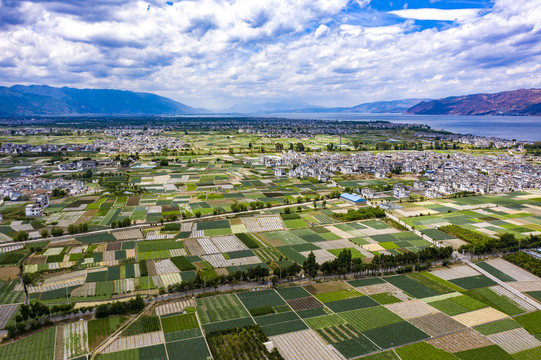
[254,114,541,142]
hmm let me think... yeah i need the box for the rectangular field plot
[255,312,300,326]
[427,329,494,353]
[428,294,488,316]
[363,321,429,349]
[453,345,514,360]
[237,289,287,310]
[0,326,56,360]
[384,299,439,320]
[304,281,354,295]
[452,307,508,327]
[202,316,255,333]
[332,336,381,359]
[122,316,161,336]
[0,280,24,304]
[325,296,379,313]
[305,314,346,330]
[196,293,249,324]
[102,331,165,354]
[449,275,497,290]
[287,296,323,311]
[207,325,280,360]
[314,289,364,303]
[384,275,441,298]
[486,328,541,354]
[474,318,522,336]
[260,319,308,337]
[166,336,210,360]
[339,306,403,332]
[276,286,311,300]
[270,329,344,360]
[88,317,127,350]
[161,313,199,333]
[408,313,466,337]
[396,341,458,360]
[63,320,89,359]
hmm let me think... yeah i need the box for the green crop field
[364,321,429,349]
[474,318,522,335]
[339,306,402,332]
[0,326,55,360]
[314,289,364,303]
[466,288,524,315]
[396,341,458,360]
[161,313,199,333]
[260,319,308,337]
[514,311,541,334]
[122,315,161,336]
[454,345,513,360]
[332,335,380,358]
[196,293,249,324]
[429,294,487,316]
[170,256,196,271]
[96,348,139,360]
[370,292,402,305]
[88,317,127,350]
[276,286,311,300]
[237,289,286,310]
[449,275,497,290]
[384,275,440,298]
[325,295,379,312]
[305,314,346,329]
[361,350,400,360]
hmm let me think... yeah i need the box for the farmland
[0,121,540,359]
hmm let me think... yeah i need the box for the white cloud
[389,8,482,22]
[0,0,540,109]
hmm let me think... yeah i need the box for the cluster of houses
[415,132,529,149]
[94,135,189,154]
[266,151,541,199]
[240,119,425,138]
[0,177,87,203]
[54,159,120,172]
[0,143,98,154]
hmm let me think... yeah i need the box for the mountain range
[0,85,539,116]
[0,85,204,115]
[222,98,425,114]
[405,88,541,116]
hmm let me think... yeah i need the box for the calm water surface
[256,113,541,142]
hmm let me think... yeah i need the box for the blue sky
[0,0,539,109]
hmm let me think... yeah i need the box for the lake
[254,113,541,142]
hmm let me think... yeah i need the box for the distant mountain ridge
[405,88,541,116]
[223,98,426,114]
[0,85,205,115]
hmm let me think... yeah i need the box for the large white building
[25,194,49,217]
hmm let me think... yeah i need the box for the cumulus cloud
[389,8,482,22]
[0,0,539,109]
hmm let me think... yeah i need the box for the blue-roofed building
[340,193,366,204]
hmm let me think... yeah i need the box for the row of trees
[111,217,132,228]
[332,207,386,221]
[439,225,541,255]
[5,302,76,339]
[95,295,145,318]
[504,252,541,276]
[303,246,454,278]
[166,265,272,293]
[67,222,89,234]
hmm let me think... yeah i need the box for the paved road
[456,253,541,311]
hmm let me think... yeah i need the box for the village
[267,150,541,199]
